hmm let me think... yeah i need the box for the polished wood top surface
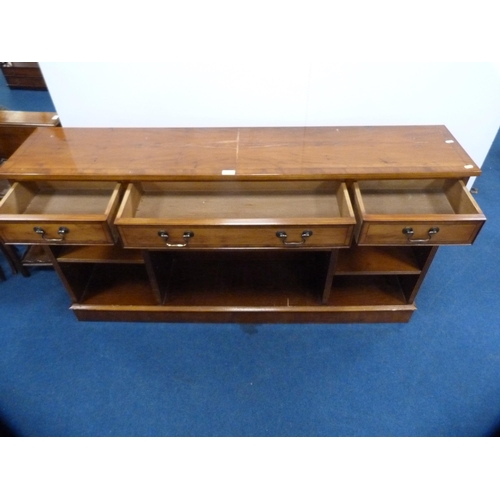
[0,125,480,181]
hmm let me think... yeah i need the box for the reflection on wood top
[0,125,480,180]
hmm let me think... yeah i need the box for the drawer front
[118,224,354,249]
[0,181,122,245]
[356,220,484,246]
[352,179,486,246]
[0,221,116,245]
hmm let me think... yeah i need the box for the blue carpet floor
[1,72,499,437]
[0,68,56,112]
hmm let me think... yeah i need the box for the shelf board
[57,245,144,264]
[70,252,410,316]
[337,246,421,275]
[69,254,415,323]
[328,276,409,306]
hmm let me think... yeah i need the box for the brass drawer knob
[276,230,313,246]
[158,230,194,247]
[33,226,69,242]
[402,226,439,243]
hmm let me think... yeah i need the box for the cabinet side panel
[403,246,439,303]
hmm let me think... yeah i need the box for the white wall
[40,62,500,168]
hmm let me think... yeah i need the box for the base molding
[71,304,416,323]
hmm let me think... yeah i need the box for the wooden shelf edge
[70,304,416,323]
[56,245,144,263]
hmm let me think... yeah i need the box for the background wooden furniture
[0,111,60,275]
[1,63,47,90]
[0,126,485,322]
[0,110,60,158]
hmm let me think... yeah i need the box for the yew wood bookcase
[0,126,486,323]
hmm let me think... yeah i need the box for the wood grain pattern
[56,245,144,263]
[359,221,483,246]
[0,128,36,160]
[352,179,485,245]
[336,246,422,274]
[0,111,59,159]
[0,181,122,245]
[0,111,59,127]
[71,306,415,324]
[115,180,355,248]
[0,126,481,181]
[117,224,354,249]
[0,125,486,324]
[0,221,115,245]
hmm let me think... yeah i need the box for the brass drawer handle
[276,230,313,246]
[402,226,439,243]
[33,226,69,242]
[158,230,194,247]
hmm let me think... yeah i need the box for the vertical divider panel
[322,249,339,304]
[142,250,175,305]
[45,245,94,303]
[399,246,439,304]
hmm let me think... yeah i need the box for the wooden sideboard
[0,126,486,323]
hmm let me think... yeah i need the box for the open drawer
[115,181,356,249]
[0,181,122,245]
[352,179,486,245]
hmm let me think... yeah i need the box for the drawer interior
[118,181,353,221]
[356,179,479,215]
[0,181,120,216]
